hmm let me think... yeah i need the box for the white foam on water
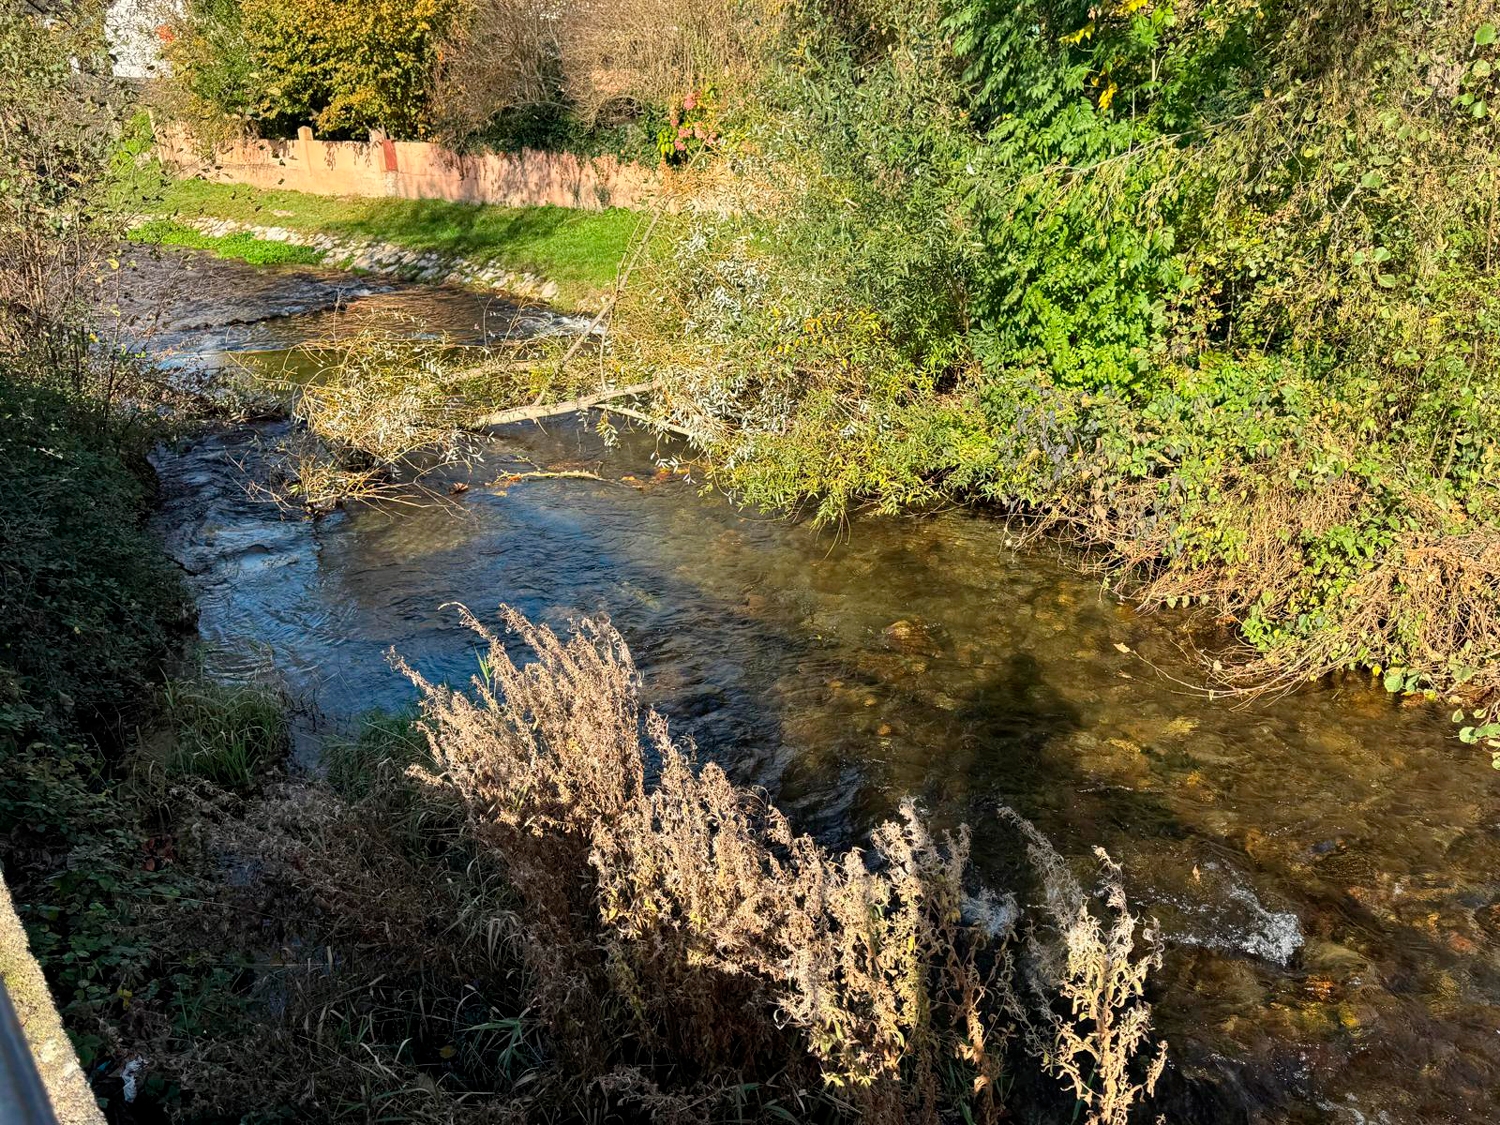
[1160,862,1305,966]
[1220,883,1304,965]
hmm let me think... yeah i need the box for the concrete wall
[156,125,662,211]
[107,0,173,81]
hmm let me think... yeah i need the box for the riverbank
[139,162,1500,733]
[131,177,641,308]
[11,218,1500,1119]
[0,375,579,1118]
[0,252,552,1113]
[140,249,1500,1124]
[0,11,1196,1122]
[0,340,1172,1125]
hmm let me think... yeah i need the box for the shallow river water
[133,249,1500,1125]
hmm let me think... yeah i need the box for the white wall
[106,0,174,80]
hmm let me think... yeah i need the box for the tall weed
[397,605,1167,1123]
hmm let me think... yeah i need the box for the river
[127,247,1500,1125]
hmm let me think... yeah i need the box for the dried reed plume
[395,606,1166,1122]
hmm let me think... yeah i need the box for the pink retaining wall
[155,125,661,211]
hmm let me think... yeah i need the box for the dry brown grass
[431,0,786,139]
[28,605,1167,1123]
[431,0,560,142]
[1006,412,1500,703]
[558,0,786,123]
[1230,524,1500,699]
[396,605,1168,1123]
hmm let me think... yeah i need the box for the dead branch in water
[470,380,659,428]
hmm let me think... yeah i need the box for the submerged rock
[880,617,944,655]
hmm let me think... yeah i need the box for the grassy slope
[136,177,639,306]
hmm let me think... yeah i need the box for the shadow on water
[139,251,1500,1125]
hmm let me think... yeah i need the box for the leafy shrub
[606,0,1500,702]
[0,4,188,747]
[0,381,188,743]
[150,0,255,151]
[160,0,465,140]
[159,0,785,149]
[0,1,139,395]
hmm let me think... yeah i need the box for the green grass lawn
[136,176,641,306]
[128,217,327,267]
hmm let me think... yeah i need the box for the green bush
[0,375,240,1106]
[0,381,189,743]
[161,0,465,139]
[154,0,761,151]
[615,0,1500,699]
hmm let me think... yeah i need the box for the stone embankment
[182,216,565,302]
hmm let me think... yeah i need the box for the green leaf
[1476,22,1497,46]
[1383,670,1404,693]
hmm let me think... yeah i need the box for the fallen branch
[596,402,700,442]
[510,470,606,482]
[470,381,659,429]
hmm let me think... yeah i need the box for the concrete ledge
[0,877,104,1125]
